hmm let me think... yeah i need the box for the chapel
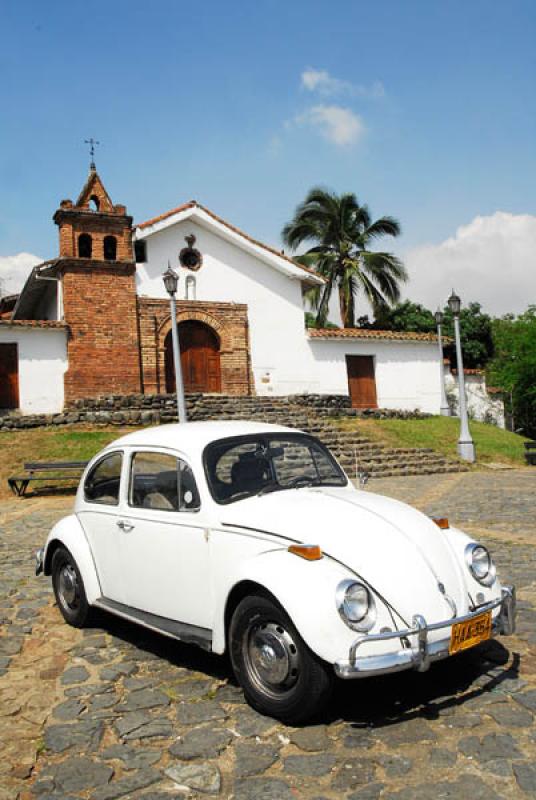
[0,165,445,415]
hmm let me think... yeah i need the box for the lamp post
[163,264,187,424]
[448,290,475,462]
[435,309,451,416]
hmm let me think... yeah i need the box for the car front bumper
[334,585,516,679]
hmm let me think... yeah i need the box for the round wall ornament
[179,233,203,271]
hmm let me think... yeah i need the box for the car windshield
[204,433,347,504]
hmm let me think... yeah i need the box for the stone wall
[0,393,430,430]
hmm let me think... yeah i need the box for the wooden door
[165,322,221,394]
[346,355,377,409]
[0,343,19,409]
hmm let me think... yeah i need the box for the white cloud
[301,68,384,99]
[0,252,42,296]
[295,105,364,147]
[403,212,536,315]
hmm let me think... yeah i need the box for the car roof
[103,420,303,456]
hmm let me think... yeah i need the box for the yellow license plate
[449,610,492,655]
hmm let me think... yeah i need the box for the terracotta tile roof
[136,201,323,282]
[308,328,443,343]
[0,319,66,330]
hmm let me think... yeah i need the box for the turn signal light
[432,517,450,530]
[288,544,323,561]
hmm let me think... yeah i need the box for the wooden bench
[525,442,536,466]
[8,461,88,497]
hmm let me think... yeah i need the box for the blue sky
[1,0,535,311]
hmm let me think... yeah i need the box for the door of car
[116,449,211,629]
[77,450,127,603]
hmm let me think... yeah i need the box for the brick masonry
[138,298,253,396]
[62,261,141,403]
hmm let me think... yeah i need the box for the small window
[89,195,100,211]
[78,233,92,258]
[84,452,122,505]
[185,275,196,300]
[134,240,147,263]
[103,235,117,261]
[129,451,200,512]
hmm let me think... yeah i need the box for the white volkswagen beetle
[36,421,516,723]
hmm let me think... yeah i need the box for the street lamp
[447,289,475,462]
[435,309,451,416]
[163,263,187,424]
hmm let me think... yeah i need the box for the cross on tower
[84,138,100,170]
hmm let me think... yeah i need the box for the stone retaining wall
[0,393,430,431]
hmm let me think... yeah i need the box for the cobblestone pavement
[1,469,535,800]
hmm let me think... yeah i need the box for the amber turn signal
[288,544,323,561]
[432,517,450,530]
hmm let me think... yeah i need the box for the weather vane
[84,138,100,170]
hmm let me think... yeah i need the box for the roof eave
[135,204,325,286]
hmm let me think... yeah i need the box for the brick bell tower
[54,160,141,403]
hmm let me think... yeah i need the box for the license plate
[449,610,492,655]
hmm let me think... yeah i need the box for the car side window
[129,452,200,512]
[84,452,123,506]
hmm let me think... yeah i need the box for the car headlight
[336,579,376,632]
[465,543,496,587]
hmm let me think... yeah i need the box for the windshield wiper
[286,476,320,489]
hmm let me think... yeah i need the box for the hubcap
[58,564,79,610]
[246,622,300,693]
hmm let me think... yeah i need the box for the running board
[94,598,212,651]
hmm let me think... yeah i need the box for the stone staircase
[1,392,469,479]
[187,395,468,479]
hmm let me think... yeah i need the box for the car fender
[211,548,371,664]
[44,515,102,605]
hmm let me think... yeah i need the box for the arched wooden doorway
[165,320,222,393]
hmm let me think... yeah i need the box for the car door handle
[117,520,135,532]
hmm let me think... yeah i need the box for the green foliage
[363,299,493,369]
[304,311,338,329]
[372,300,436,333]
[282,186,406,327]
[487,306,536,437]
[440,302,494,368]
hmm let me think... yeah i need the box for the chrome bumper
[35,548,44,576]
[334,585,516,679]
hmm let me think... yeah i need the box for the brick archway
[138,299,253,395]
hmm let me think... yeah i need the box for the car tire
[51,546,92,628]
[229,593,333,724]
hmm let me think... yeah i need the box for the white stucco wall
[444,368,505,428]
[307,339,442,413]
[136,218,319,395]
[0,327,67,413]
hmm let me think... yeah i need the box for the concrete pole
[453,315,475,462]
[437,321,451,416]
[169,293,187,424]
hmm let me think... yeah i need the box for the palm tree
[282,187,407,327]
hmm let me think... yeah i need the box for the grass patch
[0,426,137,500]
[336,415,531,467]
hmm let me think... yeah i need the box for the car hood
[221,487,469,625]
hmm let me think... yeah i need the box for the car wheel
[229,593,333,724]
[51,546,92,628]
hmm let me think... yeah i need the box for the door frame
[0,342,20,410]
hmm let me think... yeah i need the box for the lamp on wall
[447,289,475,462]
[162,263,187,423]
[434,309,451,416]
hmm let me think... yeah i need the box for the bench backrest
[23,461,89,472]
